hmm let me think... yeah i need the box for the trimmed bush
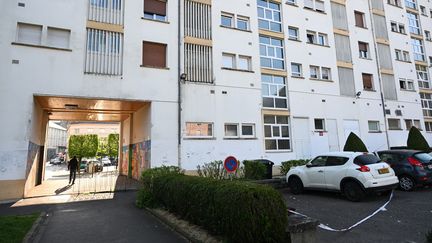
[197,160,244,180]
[243,160,266,180]
[280,159,309,175]
[343,132,368,152]
[407,126,431,152]
[138,170,288,243]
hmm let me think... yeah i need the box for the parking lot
[281,187,432,243]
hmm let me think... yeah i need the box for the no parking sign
[224,156,239,173]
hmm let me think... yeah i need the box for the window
[304,0,325,12]
[264,115,291,150]
[224,124,239,137]
[222,53,235,69]
[257,0,282,32]
[309,156,327,167]
[291,63,302,77]
[399,78,415,90]
[306,31,328,46]
[288,26,299,40]
[395,49,410,62]
[358,42,369,59]
[405,0,417,9]
[420,6,427,16]
[85,29,123,75]
[142,41,167,68]
[405,119,421,130]
[417,64,430,89]
[286,0,297,5]
[321,67,331,80]
[221,13,250,31]
[425,31,432,41]
[407,12,420,35]
[387,0,402,7]
[16,23,42,45]
[143,0,167,21]
[185,122,213,137]
[421,93,432,117]
[412,38,425,61]
[310,65,320,79]
[47,27,71,49]
[368,121,380,132]
[326,156,350,166]
[238,56,252,70]
[259,36,284,69]
[241,124,255,137]
[354,11,366,28]
[425,121,432,132]
[221,13,234,27]
[310,66,331,80]
[362,73,374,90]
[261,75,288,109]
[388,119,401,130]
[390,22,406,34]
[314,118,325,131]
[237,16,250,30]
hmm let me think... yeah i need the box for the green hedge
[280,159,309,175]
[138,171,287,243]
[243,160,266,180]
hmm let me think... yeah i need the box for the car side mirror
[306,163,313,168]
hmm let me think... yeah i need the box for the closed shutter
[362,73,373,90]
[338,67,356,96]
[382,74,397,100]
[142,41,166,68]
[331,2,348,30]
[355,12,364,27]
[371,0,384,10]
[334,34,352,62]
[373,14,388,39]
[377,44,393,70]
[144,0,166,16]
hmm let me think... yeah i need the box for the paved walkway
[0,192,187,243]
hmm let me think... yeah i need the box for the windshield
[414,153,432,164]
[354,154,381,165]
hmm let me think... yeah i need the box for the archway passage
[24,95,149,198]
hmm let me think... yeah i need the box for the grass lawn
[0,213,39,243]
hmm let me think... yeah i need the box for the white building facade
[1,0,432,200]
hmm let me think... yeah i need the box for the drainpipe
[177,0,182,168]
[367,0,391,149]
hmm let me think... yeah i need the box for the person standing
[68,156,79,184]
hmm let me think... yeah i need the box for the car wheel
[399,176,415,191]
[289,176,304,194]
[343,181,365,202]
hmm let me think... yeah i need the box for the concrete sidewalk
[0,192,187,243]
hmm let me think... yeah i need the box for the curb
[23,211,46,243]
[143,207,204,243]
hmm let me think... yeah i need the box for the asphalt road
[0,192,187,243]
[281,187,432,243]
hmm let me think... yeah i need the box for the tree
[107,133,119,158]
[407,126,430,152]
[97,137,108,157]
[68,134,99,161]
[343,132,368,152]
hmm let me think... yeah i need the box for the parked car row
[286,150,432,202]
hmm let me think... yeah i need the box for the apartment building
[1,0,432,200]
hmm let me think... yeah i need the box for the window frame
[185,122,214,138]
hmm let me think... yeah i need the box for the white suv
[286,152,399,201]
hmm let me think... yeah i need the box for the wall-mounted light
[180,73,187,81]
[355,91,362,98]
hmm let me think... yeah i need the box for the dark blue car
[377,150,432,191]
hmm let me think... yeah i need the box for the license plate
[378,168,389,174]
[428,165,432,169]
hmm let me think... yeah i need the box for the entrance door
[36,146,44,185]
[327,119,340,152]
[293,118,311,159]
[343,120,360,142]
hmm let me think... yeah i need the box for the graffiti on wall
[131,140,151,180]
[121,145,129,176]
[26,142,40,177]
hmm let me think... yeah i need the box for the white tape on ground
[288,190,394,232]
